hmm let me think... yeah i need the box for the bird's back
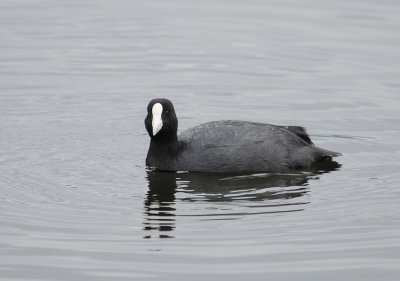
[175,120,329,172]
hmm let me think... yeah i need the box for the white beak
[152,103,163,136]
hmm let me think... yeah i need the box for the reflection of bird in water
[176,172,310,203]
[143,172,177,239]
[176,159,340,202]
[143,160,340,239]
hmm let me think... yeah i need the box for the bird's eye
[165,111,169,116]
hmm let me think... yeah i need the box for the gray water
[1,0,400,280]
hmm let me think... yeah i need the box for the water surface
[1,0,400,280]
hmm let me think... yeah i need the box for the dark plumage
[145,98,341,173]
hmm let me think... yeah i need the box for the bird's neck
[149,136,181,155]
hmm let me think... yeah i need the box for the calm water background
[1,0,400,280]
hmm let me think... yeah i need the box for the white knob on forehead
[152,103,163,115]
[151,103,163,136]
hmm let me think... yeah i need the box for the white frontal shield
[152,103,163,136]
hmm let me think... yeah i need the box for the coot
[145,98,340,173]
